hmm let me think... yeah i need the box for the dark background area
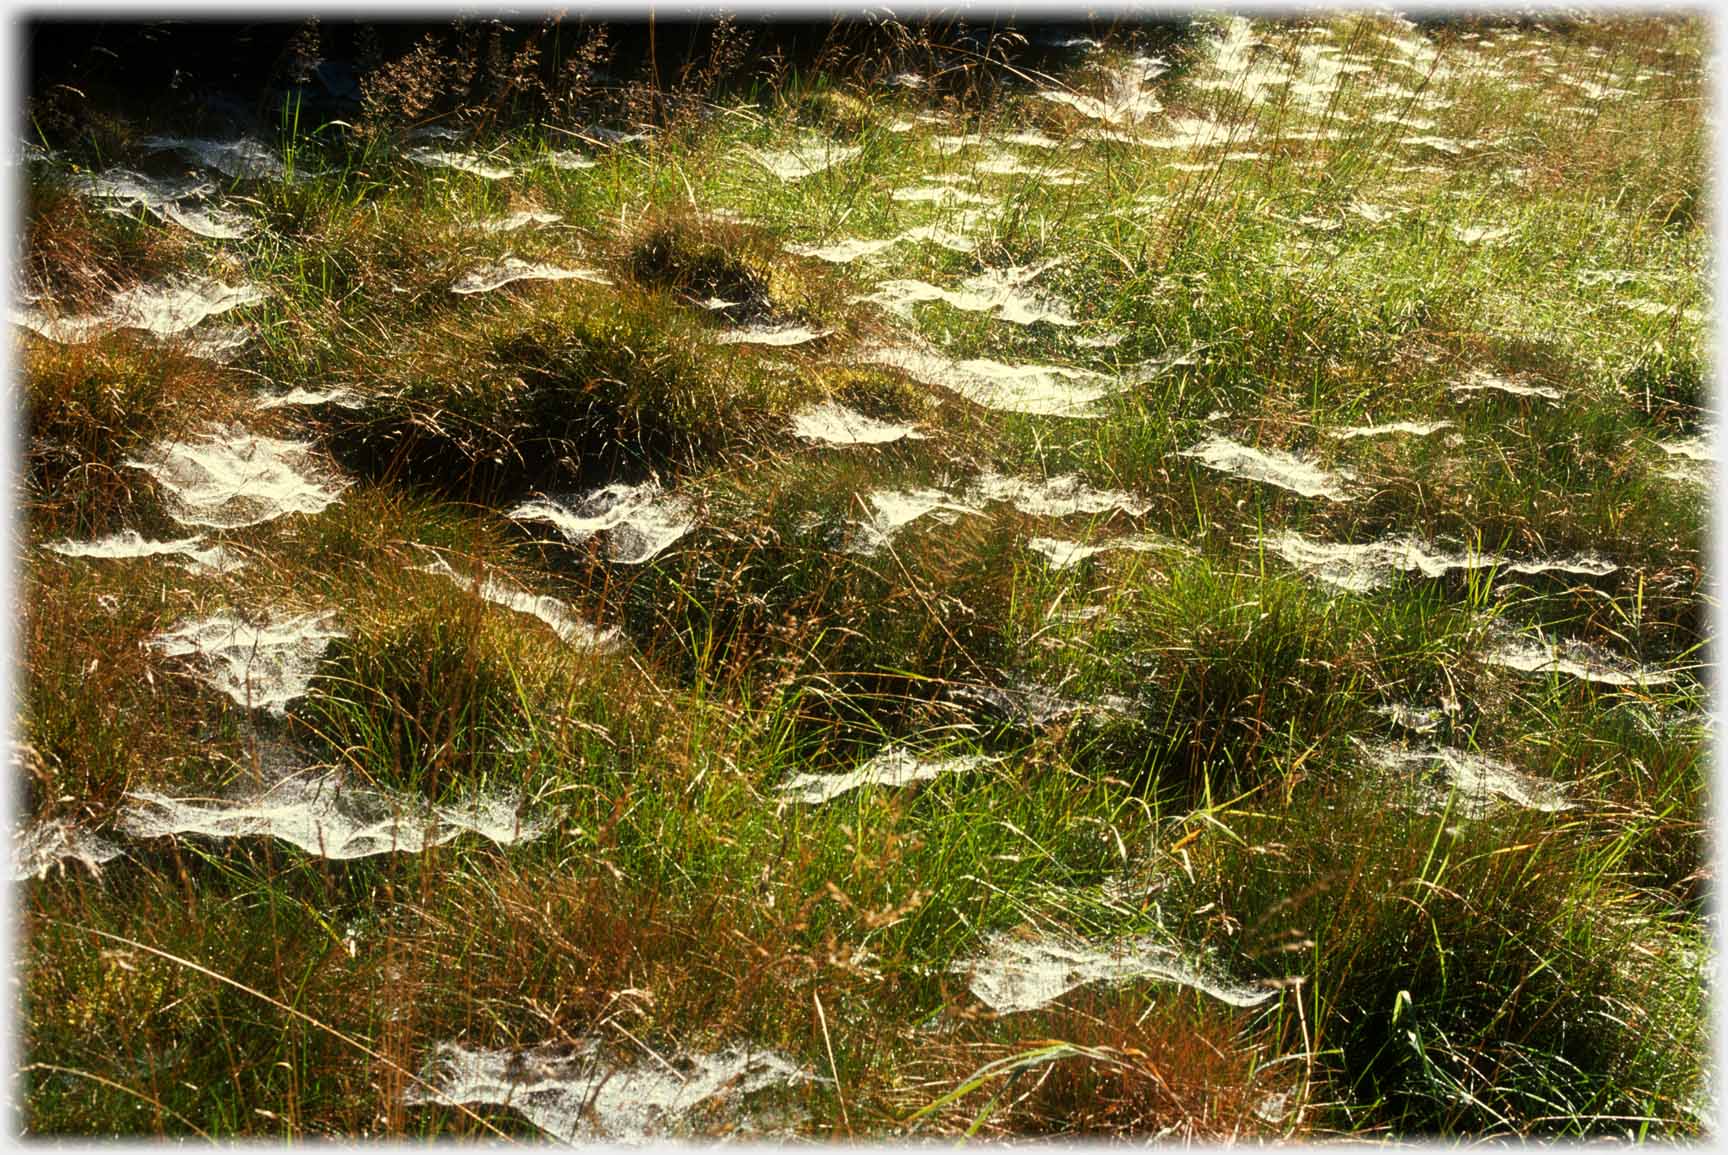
[21,16,1172,142]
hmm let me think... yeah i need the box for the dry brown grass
[899,994,1294,1140]
[20,558,245,827]
[22,333,250,536]
[23,180,195,304]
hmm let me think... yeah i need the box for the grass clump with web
[16,10,1711,1143]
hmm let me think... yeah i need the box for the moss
[827,364,939,425]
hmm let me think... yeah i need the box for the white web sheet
[510,482,695,565]
[141,135,285,179]
[45,529,247,575]
[121,771,550,859]
[148,610,345,714]
[714,322,831,347]
[406,147,515,180]
[857,261,1076,327]
[777,745,994,804]
[1483,632,1677,688]
[967,472,1150,518]
[479,210,562,233]
[790,402,924,446]
[16,277,264,343]
[1331,419,1453,440]
[1027,534,1182,570]
[846,486,979,554]
[413,552,620,651]
[451,257,612,294]
[1177,436,1355,501]
[1263,531,1617,593]
[1036,55,1167,126]
[746,137,862,181]
[12,817,124,881]
[128,429,350,529]
[960,932,1273,1014]
[404,1040,807,1143]
[1361,741,1573,817]
[865,346,1122,418]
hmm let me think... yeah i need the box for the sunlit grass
[17,11,1709,1142]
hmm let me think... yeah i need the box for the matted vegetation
[15,11,1712,1142]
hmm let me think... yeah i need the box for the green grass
[17,11,1710,1143]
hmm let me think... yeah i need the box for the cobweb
[1177,436,1356,501]
[864,346,1122,418]
[406,148,515,180]
[856,261,1077,327]
[1360,741,1573,818]
[959,932,1273,1014]
[967,471,1150,517]
[413,552,621,651]
[789,401,924,446]
[510,482,695,565]
[46,528,247,575]
[745,136,862,181]
[777,745,995,804]
[12,817,124,881]
[127,428,350,528]
[714,322,831,347]
[451,257,612,294]
[1263,530,1617,593]
[1027,533,1184,570]
[16,277,264,343]
[404,1039,807,1143]
[140,135,285,179]
[1483,630,1678,688]
[847,486,979,554]
[120,771,551,860]
[148,610,346,714]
